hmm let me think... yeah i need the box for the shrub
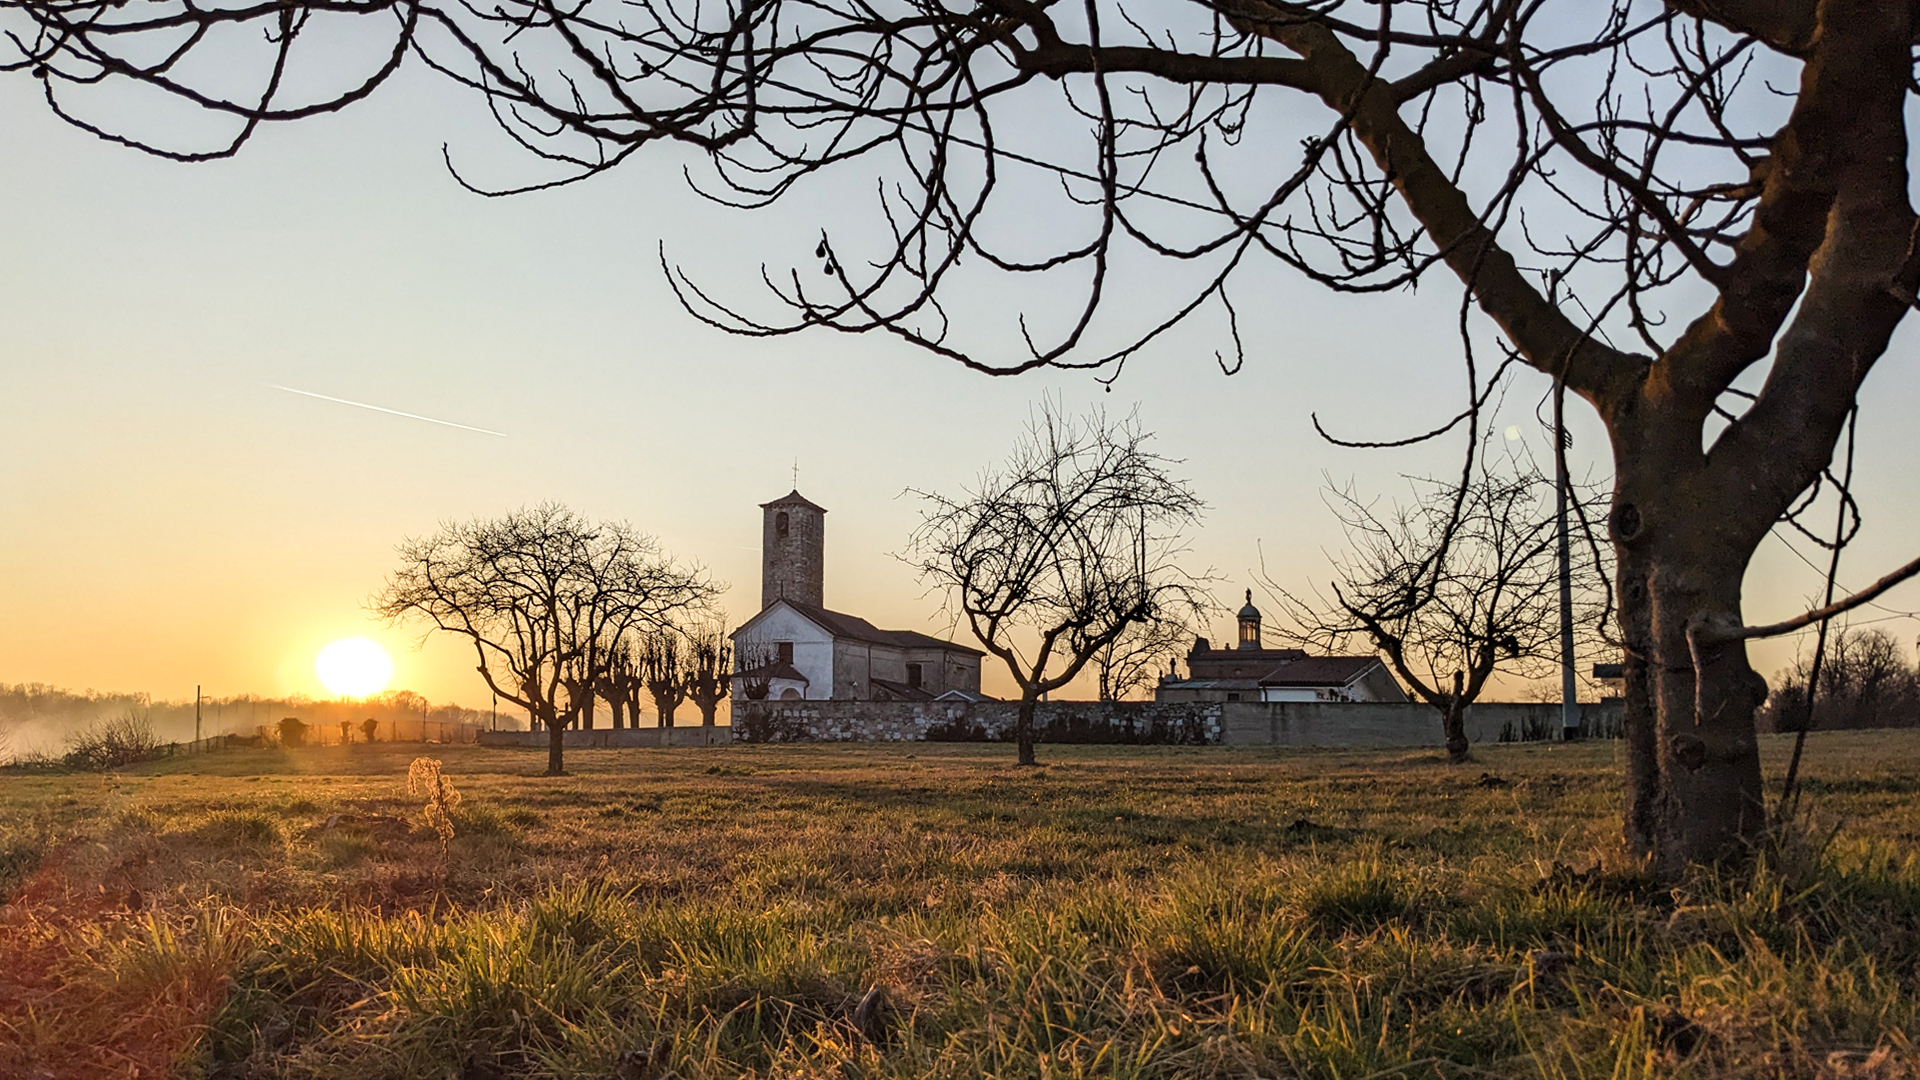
[925,716,992,742]
[277,717,309,748]
[64,712,164,770]
[731,703,815,743]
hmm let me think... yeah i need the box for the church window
[777,641,794,664]
[906,663,923,689]
[776,511,790,538]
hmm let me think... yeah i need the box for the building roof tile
[759,489,829,514]
[1254,656,1385,687]
[731,599,986,656]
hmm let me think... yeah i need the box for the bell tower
[761,490,826,610]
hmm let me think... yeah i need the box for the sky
[4,54,1920,714]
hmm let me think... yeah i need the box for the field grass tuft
[178,809,285,847]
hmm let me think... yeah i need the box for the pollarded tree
[1274,449,1611,762]
[682,621,733,728]
[908,405,1208,765]
[14,0,1920,865]
[601,640,646,730]
[376,504,716,775]
[640,628,689,729]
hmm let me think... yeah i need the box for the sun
[315,637,394,698]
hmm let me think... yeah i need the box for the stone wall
[477,726,731,749]
[1219,700,1626,747]
[732,698,1624,748]
[732,700,1222,744]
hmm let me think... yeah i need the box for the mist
[0,683,519,761]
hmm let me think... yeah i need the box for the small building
[731,490,985,702]
[1155,590,1407,704]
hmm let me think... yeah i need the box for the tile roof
[733,661,810,684]
[935,688,997,702]
[1185,646,1310,679]
[779,600,986,655]
[869,677,936,701]
[1254,656,1384,687]
[759,489,828,514]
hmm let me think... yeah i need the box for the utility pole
[1554,377,1580,741]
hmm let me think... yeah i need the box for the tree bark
[1612,455,1772,870]
[1441,673,1469,763]
[1016,693,1038,766]
[543,709,565,776]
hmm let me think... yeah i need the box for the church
[729,491,987,702]
[1154,591,1407,704]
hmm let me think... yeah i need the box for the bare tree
[601,640,645,730]
[641,628,689,729]
[14,0,1920,864]
[683,621,733,727]
[1763,628,1920,734]
[1274,450,1609,762]
[1095,615,1200,703]
[560,666,596,732]
[733,640,777,702]
[376,504,716,775]
[908,405,1207,765]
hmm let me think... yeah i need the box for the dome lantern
[1237,589,1262,650]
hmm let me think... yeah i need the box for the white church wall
[734,603,837,699]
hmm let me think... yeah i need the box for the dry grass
[0,733,1916,1078]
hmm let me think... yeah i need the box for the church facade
[730,491,985,702]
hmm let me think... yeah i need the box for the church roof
[733,660,810,684]
[732,599,986,656]
[760,489,828,513]
[1254,656,1387,687]
[870,677,936,701]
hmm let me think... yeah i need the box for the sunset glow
[314,637,393,698]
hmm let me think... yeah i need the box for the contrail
[272,385,508,438]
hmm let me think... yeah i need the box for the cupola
[1237,589,1262,650]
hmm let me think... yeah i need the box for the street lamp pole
[1554,376,1581,741]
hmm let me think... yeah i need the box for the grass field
[1,733,1917,1079]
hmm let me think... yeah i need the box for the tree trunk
[609,694,625,730]
[1613,481,1768,872]
[1016,693,1038,766]
[543,710,565,776]
[699,701,717,727]
[1441,707,1469,763]
[1440,672,1469,763]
